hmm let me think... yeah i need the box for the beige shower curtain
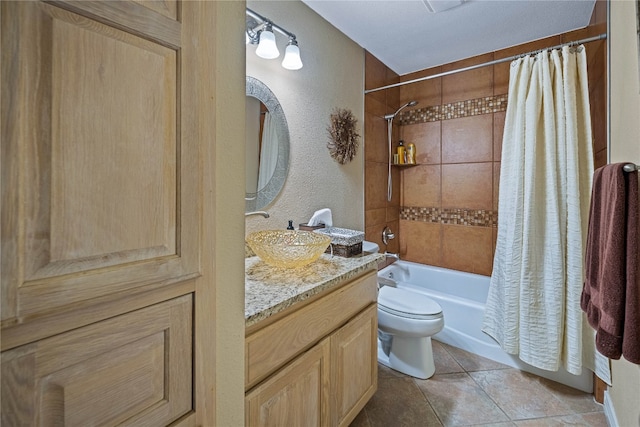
[257,112,279,192]
[483,45,607,378]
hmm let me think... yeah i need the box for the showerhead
[384,100,418,120]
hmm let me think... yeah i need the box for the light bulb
[255,28,279,59]
[282,41,303,70]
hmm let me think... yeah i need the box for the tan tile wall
[364,52,401,266]
[395,94,500,276]
[364,10,607,275]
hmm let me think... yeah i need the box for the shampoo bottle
[397,140,405,164]
[406,142,416,164]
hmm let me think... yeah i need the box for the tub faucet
[384,252,400,261]
[382,226,395,245]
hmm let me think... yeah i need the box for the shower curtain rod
[364,33,607,94]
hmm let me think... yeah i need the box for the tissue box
[314,227,364,258]
[298,223,326,232]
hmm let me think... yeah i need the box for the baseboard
[603,390,619,427]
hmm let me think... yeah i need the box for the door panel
[22,3,179,280]
[47,8,177,266]
[1,295,192,426]
[1,0,213,422]
[1,0,198,333]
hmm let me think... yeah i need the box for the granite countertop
[245,252,383,327]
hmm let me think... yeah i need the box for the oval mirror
[245,76,290,212]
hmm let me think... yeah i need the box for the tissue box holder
[314,227,364,258]
[298,223,326,232]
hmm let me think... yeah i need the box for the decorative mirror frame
[245,76,290,212]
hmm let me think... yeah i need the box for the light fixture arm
[246,8,297,42]
[246,21,266,44]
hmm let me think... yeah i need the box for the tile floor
[351,341,606,427]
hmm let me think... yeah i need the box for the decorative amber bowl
[246,230,331,268]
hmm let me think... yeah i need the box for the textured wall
[246,1,365,234]
[608,0,640,425]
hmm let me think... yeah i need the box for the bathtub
[378,260,593,392]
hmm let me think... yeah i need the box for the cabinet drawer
[246,271,377,389]
[1,295,193,426]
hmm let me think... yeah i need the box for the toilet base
[377,335,436,379]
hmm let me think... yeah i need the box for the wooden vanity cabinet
[245,271,378,427]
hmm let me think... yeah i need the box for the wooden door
[1,1,214,424]
[330,304,378,427]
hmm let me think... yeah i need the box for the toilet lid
[378,286,442,319]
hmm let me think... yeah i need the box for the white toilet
[377,286,444,379]
[362,240,444,379]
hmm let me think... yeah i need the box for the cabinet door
[246,338,331,427]
[1,295,192,426]
[1,2,219,423]
[331,304,378,427]
[1,0,200,348]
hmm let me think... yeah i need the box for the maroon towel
[581,163,640,363]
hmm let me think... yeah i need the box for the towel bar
[623,163,639,172]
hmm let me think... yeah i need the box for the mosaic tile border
[397,94,508,125]
[401,206,498,228]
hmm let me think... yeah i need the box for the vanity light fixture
[246,8,303,70]
[281,37,303,70]
[255,23,279,59]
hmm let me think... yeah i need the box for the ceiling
[301,0,597,76]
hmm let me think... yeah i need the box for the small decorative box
[298,223,326,232]
[314,227,365,258]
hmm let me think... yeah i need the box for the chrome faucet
[382,226,398,260]
[382,226,395,245]
[384,252,400,261]
[245,211,270,218]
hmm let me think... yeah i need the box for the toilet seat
[378,286,442,320]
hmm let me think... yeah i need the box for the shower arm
[385,100,418,120]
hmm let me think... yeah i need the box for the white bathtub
[378,260,593,392]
